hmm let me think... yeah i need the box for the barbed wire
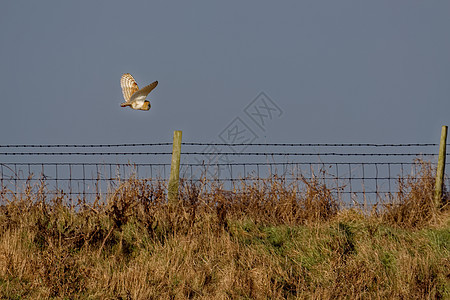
[0,142,447,148]
[0,152,173,156]
[0,143,173,148]
[182,143,443,147]
[0,152,442,156]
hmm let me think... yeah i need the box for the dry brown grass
[0,161,448,299]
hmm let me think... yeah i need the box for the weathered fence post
[168,130,182,204]
[434,125,447,208]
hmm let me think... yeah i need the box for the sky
[0,1,449,146]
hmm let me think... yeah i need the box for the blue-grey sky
[1,1,449,145]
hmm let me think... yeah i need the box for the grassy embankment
[0,160,448,299]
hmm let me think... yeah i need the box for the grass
[0,160,448,299]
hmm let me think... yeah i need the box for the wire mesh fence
[0,142,448,205]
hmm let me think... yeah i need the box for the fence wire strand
[0,152,442,156]
[1,142,448,148]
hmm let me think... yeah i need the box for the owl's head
[141,100,151,111]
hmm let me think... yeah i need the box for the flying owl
[120,73,158,111]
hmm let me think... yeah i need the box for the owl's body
[121,99,150,110]
[120,73,158,111]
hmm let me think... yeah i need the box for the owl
[120,73,158,111]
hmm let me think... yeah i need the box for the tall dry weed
[382,159,448,228]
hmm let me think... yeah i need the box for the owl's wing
[130,81,158,101]
[120,73,140,102]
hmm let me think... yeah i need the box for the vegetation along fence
[0,127,448,207]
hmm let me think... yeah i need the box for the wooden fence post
[434,125,447,208]
[168,130,182,204]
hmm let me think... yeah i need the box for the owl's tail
[120,102,132,107]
